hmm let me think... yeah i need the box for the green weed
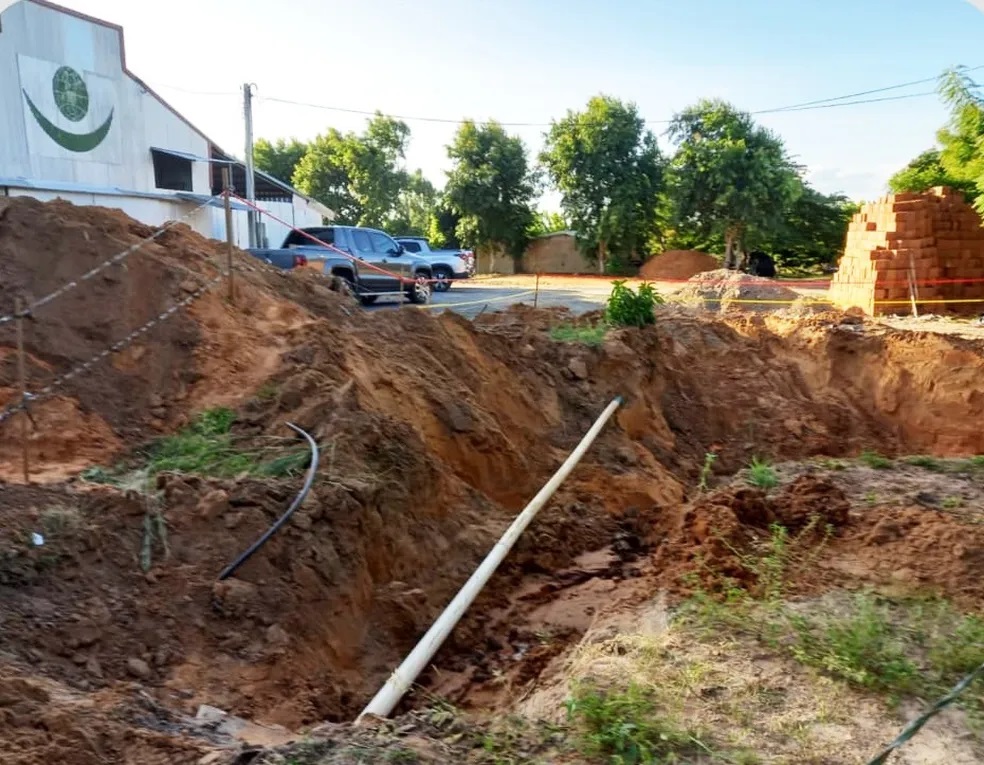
[79,466,121,485]
[256,381,279,401]
[549,323,608,346]
[942,495,964,509]
[860,450,893,470]
[145,408,309,479]
[697,451,717,494]
[746,457,779,491]
[605,280,664,328]
[789,596,920,697]
[565,682,702,764]
[904,455,945,471]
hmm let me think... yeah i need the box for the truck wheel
[432,266,453,292]
[360,295,378,306]
[407,273,432,305]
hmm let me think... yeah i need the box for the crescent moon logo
[22,65,114,153]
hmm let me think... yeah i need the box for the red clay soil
[639,249,719,281]
[0,197,348,481]
[2,201,984,761]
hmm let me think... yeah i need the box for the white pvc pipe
[357,396,624,722]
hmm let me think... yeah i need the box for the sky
[55,0,984,207]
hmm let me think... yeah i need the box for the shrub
[605,280,663,328]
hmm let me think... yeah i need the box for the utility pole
[243,83,258,248]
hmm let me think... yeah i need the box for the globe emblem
[52,66,89,122]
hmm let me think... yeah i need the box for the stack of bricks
[828,187,984,316]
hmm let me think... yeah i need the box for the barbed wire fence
[0,196,228,480]
[866,660,984,764]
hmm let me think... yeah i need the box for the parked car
[249,226,433,306]
[393,237,474,291]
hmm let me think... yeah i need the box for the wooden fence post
[222,166,235,304]
[15,298,29,483]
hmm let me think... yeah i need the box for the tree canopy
[752,186,859,270]
[253,138,307,186]
[252,92,868,274]
[444,120,538,256]
[888,68,984,209]
[666,99,802,266]
[388,170,438,237]
[541,95,664,272]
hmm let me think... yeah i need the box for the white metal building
[0,0,332,247]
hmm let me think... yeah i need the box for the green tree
[427,203,461,249]
[444,120,538,257]
[292,128,361,224]
[528,210,570,238]
[541,95,664,273]
[753,184,859,270]
[933,67,984,209]
[289,114,413,227]
[666,99,801,268]
[253,138,308,186]
[349,114,412,227]
[386,170,438,236]
[888,149,972,196]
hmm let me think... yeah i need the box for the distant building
[0,0,332,247]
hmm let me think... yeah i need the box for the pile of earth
[0,196,351,481]
[3,203,984,762]
[638,249,718,281]
[673,268,808,313]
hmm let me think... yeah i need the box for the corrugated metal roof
[0,177,250,211]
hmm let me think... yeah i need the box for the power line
[759,64,984,113]
[260,89,941,126]
[148,64,983,128]
[760,90,938,114]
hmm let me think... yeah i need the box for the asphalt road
[368,280,611,319]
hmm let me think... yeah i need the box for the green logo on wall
[22,65,114,152]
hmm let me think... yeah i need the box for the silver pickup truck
[394,237,474,291]
[250,226,433,306]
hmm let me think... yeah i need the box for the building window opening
[151,149,193,191]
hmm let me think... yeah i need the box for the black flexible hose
[217,422,320,581]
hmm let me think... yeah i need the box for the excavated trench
[3,303,984,763]
[3,198,984,764]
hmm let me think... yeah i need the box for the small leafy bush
[605,280,663,328]
[566,682,699,764]
[746,457,779,490]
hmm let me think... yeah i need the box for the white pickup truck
[393,237,474,292]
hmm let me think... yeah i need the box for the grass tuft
[746,457,779,491]
[549,323,608,346]
[860,450,893,470]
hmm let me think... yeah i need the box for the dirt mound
[4,201,984,760]
[651,476,851,593]
[0,666,215,765]
[639,249,718,281]
[0,197,350,481]
[673,268,805,312]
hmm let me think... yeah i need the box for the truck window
[370,231,397,254]
[352,229,372,252]
[284,228,334,247]
[401,241,421,253]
